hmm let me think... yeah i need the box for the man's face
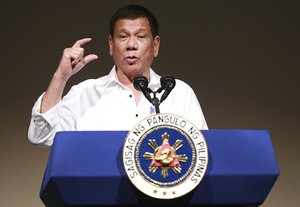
[109,17,160,82]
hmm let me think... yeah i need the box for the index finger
[72,38,92,48]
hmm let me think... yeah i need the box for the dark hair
[109,4,159,38]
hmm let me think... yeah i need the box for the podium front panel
[40,130,279,206]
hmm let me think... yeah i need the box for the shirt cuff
[31,93,60,128]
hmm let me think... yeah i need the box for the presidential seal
[123,113,208,199]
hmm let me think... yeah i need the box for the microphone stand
[133,75,175,114]
[151,92,161,114]
[143,87,161,113]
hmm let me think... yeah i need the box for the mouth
[126,55,139,65]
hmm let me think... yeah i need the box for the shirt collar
[105,66,161,89]
[148,68,161,90]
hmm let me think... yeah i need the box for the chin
[127,65,143,73]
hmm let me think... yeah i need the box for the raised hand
[40,38,98,113]
[57,38,98,80]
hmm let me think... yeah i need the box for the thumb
[82,54,99,65]
[72,54,98,73]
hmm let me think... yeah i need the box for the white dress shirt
[28,67,208,146]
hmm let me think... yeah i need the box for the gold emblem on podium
[123,114,208,199]
[143,132,188,179]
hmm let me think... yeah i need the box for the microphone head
[133,75,149,91]
[160,75,176,90]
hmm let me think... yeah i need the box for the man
[28,4,208,146]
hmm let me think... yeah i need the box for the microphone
[133,76,153,103]
[160,75,176,103]
[133,75,176,113]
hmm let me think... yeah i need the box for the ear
[108,35,113,56]
[153,35,160,57]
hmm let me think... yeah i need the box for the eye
[119,34,127,40]
[137,34,146,39]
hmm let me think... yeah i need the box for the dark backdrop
[1,0,299,206]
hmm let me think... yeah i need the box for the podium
[40,130,279,206]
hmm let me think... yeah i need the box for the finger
[63,48,83,58]
[81,54,99,65]
[72,38,92,48]
[63,48,84,64]
[72,50,84,64]
[72,54,98,71]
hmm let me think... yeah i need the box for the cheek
[110,41,123,54]
[142,44,154,55]
[111,46,122,58]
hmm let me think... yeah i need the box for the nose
[126,37,138,51]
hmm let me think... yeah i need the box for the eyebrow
[117,27,148,34]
